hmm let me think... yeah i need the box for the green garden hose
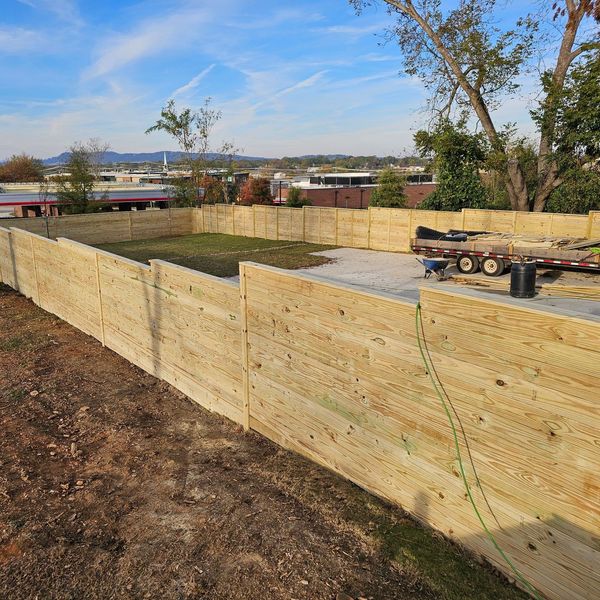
[415,302,542,600]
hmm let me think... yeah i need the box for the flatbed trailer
[411,227,600,277]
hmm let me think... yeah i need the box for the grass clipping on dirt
[96,233,335,277]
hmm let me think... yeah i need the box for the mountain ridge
[41,151,353,166]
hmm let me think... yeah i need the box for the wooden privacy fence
[197,204,600,251]
[4,204,600,252]
[1,224,599,600]
[1,207,195,245]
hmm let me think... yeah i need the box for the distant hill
[42,150,271,166]
[40,151,426,169]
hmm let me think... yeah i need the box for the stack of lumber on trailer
[448,274,600,300]
[416,231,600,265]
[3,222,600,600]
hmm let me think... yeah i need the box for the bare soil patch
[0,284,527,600]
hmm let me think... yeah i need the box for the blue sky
[1,0,539,159]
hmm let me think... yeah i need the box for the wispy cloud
[249,70,328,111]
[170,64,216,99]
[359,53,398,63]
[319,23,384,35]
[17,0,83,28]
[0,26,42,53]
[273,70,328,99]
[85,8,210,79]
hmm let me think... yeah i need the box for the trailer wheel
[456,255,480,274]
[481,257,505,277]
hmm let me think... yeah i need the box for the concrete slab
[297,248,600,319]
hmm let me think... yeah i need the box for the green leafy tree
[200,175,225,204]
[55,139,109,214]
[238,177,273,205]
[285,186,311,207]
[546,169,600,214]
[0,154,44,183]
[415,121,488,211]
[146,98,238,207]
[527,50,600,213]
[369,168,407,207]
[351,0,600,211]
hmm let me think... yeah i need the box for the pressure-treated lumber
[0,226,243,424]
[2,222,599,600]
[241,262,599,600]
[4,207,195,244]
[197,205,599,256]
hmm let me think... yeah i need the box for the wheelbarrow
[416,257,450,280]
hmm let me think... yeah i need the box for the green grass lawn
[96,233,335,277]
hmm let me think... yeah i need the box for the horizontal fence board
[241,262,600,600]
[4,208,195,245]
[3,209,600,600]
[35,238,102,339]
[197,206,598,257]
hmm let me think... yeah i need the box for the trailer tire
[456,255,480,274]
[481,257,505,277]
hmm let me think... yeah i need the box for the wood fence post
[30,235,41,307]
[239,264,251,431]
[586,212,593,238]
[276,206,280,241]
[318,209,322,244]
[407,210,414,252]
[94,253,106,347]
[302,206,307,242]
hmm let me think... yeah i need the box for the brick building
[282,183,437,209]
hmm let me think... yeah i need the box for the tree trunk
[534,1,588,211]
[386,0,531,210]
[383,0,591,212]
[506,160,530,211]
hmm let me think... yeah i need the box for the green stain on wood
[130,275,177,298]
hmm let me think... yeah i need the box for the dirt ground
[0,284,528,600]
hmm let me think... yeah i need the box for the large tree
[351,0,600,211]
[146,98,237,207]
[55,139,109,214]
[369,168,407,207]
[415,120,488,210]
[0,154,44,183]
[540,50,600,213]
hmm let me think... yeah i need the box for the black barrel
[510,260,537,298]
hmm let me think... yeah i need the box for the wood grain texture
[4,210,600,600]
[97,255,244,423]
[242,263,600,600]
[5,208,195,244]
